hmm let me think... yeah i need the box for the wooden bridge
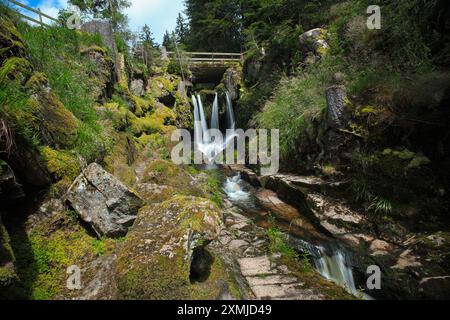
[167,51,243,64]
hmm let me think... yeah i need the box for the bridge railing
[4,0,59,28]
[167,51,243,63]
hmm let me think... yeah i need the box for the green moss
[25,72,48,92]
[40,146,81,183]
[31,91,79,148]
[0,57,30,84]
[148,75,176,98]
[9,212,114,300]
[130,105,176,136]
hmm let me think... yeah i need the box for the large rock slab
[116,196,222,299]
[81,20,117,53]
[66,163,143,238]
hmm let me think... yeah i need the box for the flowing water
[192,92,237,163]
[193,93,366,298]
[223,173,366,298]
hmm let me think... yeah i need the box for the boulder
[130,79,145,97]
[299,28,330,57]
[80,46,114,100]
[66,163,143,238]
[116,196,222,299]
[326,85,350,130]
[81,20,117,54]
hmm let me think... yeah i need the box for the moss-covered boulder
[141,160,204,197]
[147,75,178,107]
[31,91,78,148]
[116,196,223,299]
[80,46,114,101]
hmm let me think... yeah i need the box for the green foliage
[17,24,107,161]
[255,56,340,161]
[267,216,297,259]
[267,215,312,273]
[0,57,30,84]
[184,0,242,52]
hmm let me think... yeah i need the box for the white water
[211,93,219,130]
[312,246,358,296]
[222,173,367,298]
[224,174,251,202]
[193,92,237,163]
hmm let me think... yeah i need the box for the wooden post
[38,8,43,25]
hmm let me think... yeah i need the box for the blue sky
[8,0,185,44]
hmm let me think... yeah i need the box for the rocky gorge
[1,0,449,301]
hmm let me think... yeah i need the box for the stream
[223,172,370,299]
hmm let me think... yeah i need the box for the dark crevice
[189,247,214,284]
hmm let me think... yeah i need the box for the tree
[162,30,176,51]
[140,24,156,48]
[184,0,242,52]
[67,0,131,32]
[175,13,188,45]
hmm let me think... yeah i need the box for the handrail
[167,51,242,57]
[4,0,59,27]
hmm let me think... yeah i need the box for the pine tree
[162,30,176,51]
[140,24,156,48]
[175,13,188,45]
[184,0,242,52]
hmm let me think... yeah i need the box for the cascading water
[211,93,219,130]
[225,91,236,131]
[222,173,369,299]
[192,92,237,163]
[303,242,360,296]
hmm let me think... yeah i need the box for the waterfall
[313,246,358,296]
[225,91,236,131]
[192,92,236,163]
[211,93,219,130]
[192,95,203,147]
[197,94,210,143]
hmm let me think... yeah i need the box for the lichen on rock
[116,196,223,299]
[66,163,144,238]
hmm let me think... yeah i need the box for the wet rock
[221,67,242,100]
[66,163,144,238]
[254,189,326,241]
[116,196,222,299]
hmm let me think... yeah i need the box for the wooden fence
[4,0,59,28]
